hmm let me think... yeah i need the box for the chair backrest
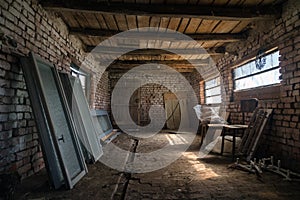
[240,98,259,112]
[238,108,273,161]
[240,98,258,124]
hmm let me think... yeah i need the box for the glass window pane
[235,68,280,90]
[205,77,221,104]
[234,50,280,80]
[71,66,89,99]
[206,95,221,104]
[234,50,280,90]
[79,75,86,92]
[205,77,220,89]
[205,86,221,97]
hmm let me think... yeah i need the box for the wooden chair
[219,99,259,159]
[221,108,273,161]
[239,109,273,161]
[199,111,230,147]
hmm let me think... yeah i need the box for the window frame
[70,63,91,103]
[233,49,281,92]
[204,76,222,104]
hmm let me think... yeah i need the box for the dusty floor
[15,132,300,200]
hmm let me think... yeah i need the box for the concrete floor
[15,132,300,200]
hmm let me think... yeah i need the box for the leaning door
[22,53,87,189]
[59,73,103,163]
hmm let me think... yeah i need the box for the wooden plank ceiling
[41,0,282,73]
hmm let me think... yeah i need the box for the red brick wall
[94,71,110,110]
[0,0,103,178]
[217,0,300,171]
[186,71,202,104]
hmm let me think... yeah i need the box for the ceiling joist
[42,1,280,21]
[109,68,196,73]
[69,28,247,42]
[109,59,209,66]
[108,62,219,77]
[87,47,224,56]
[106,59,216,75]
[108,63,198,71]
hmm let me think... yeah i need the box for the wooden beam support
[109,68,195,73]
[106,59,214,74]
[42,1,280,21]
[69,28,247,42]
[108,64,196,71]
[87,47,224,56]
[108,59,209,66]
[117,55,193,61]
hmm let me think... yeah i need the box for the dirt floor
[14,132,300,200]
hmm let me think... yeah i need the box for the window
[205,77,221,104]
[70,64,91,101]
[233,50,280,91]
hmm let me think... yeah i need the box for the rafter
[69,28,247,42]
[108,59,209,66]
[87,47,224,56]
[108,63,197,73]
[108,61,219,77]
[41,1,280,21]
[106,59,213,74]
[109,68,196,73]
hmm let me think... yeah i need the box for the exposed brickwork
[186,71,202,104]
[139,83,169,125]
[217,0,300,171]
[109,71,201,126]
[0,0,103,178]
[94,71,110,111]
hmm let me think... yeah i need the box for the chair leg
[232,131,236,161]
[200,134,204,147]
[221,133,225,155]
[200,125,205,147]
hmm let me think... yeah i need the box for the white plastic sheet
[193,105,227,124]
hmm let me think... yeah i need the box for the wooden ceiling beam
[42,1,280,20]
[106,59,213,74]
[69,28,247,42]
[107,60,220,77]
[109,68,196,73]
[87,47,224,56]
[108,59,209,66]
[108,63,197,70]
[117,55,190,61]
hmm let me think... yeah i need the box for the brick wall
[94,71,110,110]
[0,0,106,178]
[139,84,169,125]
[185,71,202,104]
[109,70,201,127]
[217,0,300,171]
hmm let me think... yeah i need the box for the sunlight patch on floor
[182,151,220,180]
[165,133,188,145]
